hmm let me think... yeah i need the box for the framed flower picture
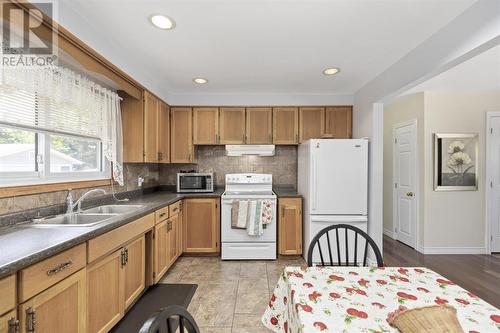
[434,133,478,191]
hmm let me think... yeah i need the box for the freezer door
[310,140,368,215]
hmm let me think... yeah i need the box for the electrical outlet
[138,177,145,187]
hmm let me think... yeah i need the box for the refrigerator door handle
[312,153,317,211]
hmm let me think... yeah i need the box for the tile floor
[160,256,306,333]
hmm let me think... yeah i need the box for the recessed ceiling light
[150,14,175,30]
[323,67,340,76]
[193,78,208,84]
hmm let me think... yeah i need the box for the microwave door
[180,175,207,191]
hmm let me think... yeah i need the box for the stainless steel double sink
[30,205,144,227]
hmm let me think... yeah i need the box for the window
[0,124,109,186]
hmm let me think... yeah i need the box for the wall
[423,91,500,251]
[0,163,159,217]
[383,93,425,244]
[160,146,297,187]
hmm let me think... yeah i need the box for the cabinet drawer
[18,243,86,303]
[0,274,15,315]
[155,206,169,223]
[88,213,154,262]
[169,201,181,216]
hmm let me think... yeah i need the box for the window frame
[0,124,111,187]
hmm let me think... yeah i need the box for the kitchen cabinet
[278,198,302,255]
[19,269,86,333]
[193,107,219,144]
[219,107,246,144]
[158,101,170,163]
[0,274,15,318]
[168,214,179,266]
[273,107,298,144]
[171,107,194,163]
[183,198,220,253]
[143,91,160,162]
[87,249,124,333]
[299,107,325,142]
[153,219,170,283]
[121,92,144,163]
[324,106,352,138]
[123,236,146,309]
[0,310,17,333]
[246,107,273,144]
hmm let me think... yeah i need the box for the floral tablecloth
[262,266,500,333]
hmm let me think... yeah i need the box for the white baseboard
[383,228,396,239]
[417,246,488,254]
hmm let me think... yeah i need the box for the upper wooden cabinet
[278,198,302,255]
[143,91,160,163]
[299,107,325,143]
[193,107,219,144]
[171,107,194,163]
[273,107,298,144]
[324,106,352,139]
[219,107,246,144]
[158,101,170,163]
[246,107,273,144]
[183,198,219,253]
[121,92,144,163]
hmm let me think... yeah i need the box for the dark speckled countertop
[0,189,223,279]
[273,186,301,198]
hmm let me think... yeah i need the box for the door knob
[406,192,414,197]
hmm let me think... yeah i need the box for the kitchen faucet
[66,189,107,213]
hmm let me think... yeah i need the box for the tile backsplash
[0,163,160,216]
[160,145,297,187]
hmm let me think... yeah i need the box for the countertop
[0,189,223,279]
[273,187,301,197]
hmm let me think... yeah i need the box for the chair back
[139,305,200,333]
[307,224,383,267]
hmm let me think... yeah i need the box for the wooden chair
[139,305,200,333]
[307,224,384,267]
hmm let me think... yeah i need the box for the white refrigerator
[298,139,369,262]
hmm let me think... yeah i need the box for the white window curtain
[0,65,124,185]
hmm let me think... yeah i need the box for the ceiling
[400,44,500,95]
[53,0,476,104]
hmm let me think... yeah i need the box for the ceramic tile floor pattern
[160,256,306,333]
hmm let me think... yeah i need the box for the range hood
[225,145,275,156]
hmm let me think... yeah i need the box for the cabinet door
[246,107,272,144]
[124,236,146,309]
[183,198,219,253]
[143,91,159,162]
[278,198,302,255]
[219,107,245,144]
[0,310,18,333]
[273,107,298,144]
[168,215,178,266]
[193,107,219,144]
[324,106,352,139]
[154,220,169,283]
[299,107,325,143]
[158,101,170,163]
[177,201,183,257]
[121,92,144,163]
[171,107,194,163]
[87,250,124,333]
[19,269,86,333]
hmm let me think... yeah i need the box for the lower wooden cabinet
[19,269,86,333]
[87,235,146,333]
[153,219,170,283]
[183,198,220,253]
[0,310,18,333]
[278,198,303,255]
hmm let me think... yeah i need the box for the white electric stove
[221,173,277,260]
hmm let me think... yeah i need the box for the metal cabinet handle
[124,248,129,264]
[158,152,163,161]
[120,249,126,267]
[8,317,19,333]
[159,212,166,218]
[26,307,35,333]
[47,260,73,276]
[406,192,414,197]
[295,133,298,143]
[172,207,178,213]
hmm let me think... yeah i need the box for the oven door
[221,198,277,242]
[177,175,211,192]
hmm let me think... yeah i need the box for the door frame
[392,118,419,250]
[485,111,500,254]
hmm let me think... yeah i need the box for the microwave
[177,173,214,193]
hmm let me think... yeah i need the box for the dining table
[262,266,500,333]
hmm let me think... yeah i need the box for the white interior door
[488,115,500,252]
[394,121,417,248]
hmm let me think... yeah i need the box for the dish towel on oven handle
[261,200,273,225]
[247,200,264,236]
[231,200,249,229]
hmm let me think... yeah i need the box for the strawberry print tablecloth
[262,266,500,333]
